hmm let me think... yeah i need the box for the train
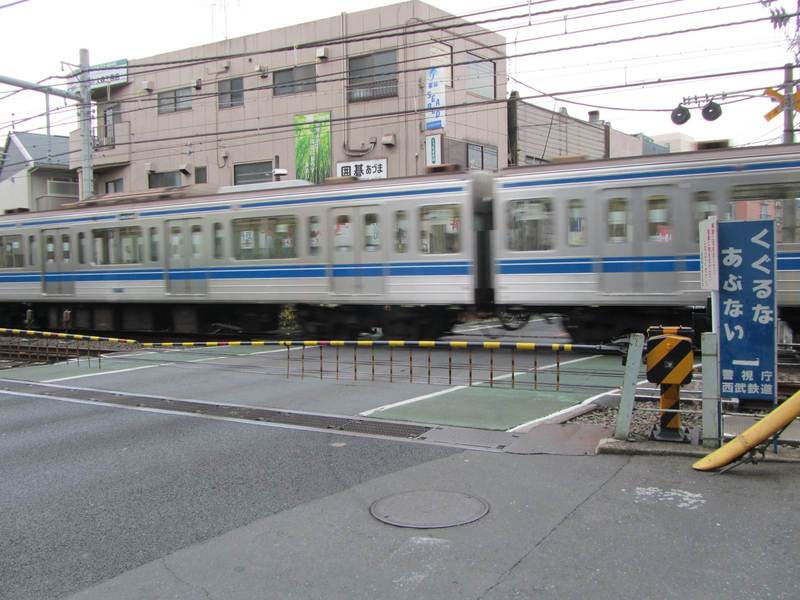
[0,143,797,342]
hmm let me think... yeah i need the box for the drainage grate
[0,379,432,439]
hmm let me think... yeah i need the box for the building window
[219,77,244,109]
[157,87,192,113]
[568,199,586,247]
[467,143,498,170]
[61,234,71,263]
[394,210,409,253]
[430,41,453,87]
[348,50,398,102]
[105,178,123,194]
[148,171,182,188]
[419,205,461,254]
[693,192,716,242]
[28,235,35,266]
[100,104,119,144]
[466,53,495,99]
[507,199,553,251]
[234,161,273,185]
[0,235,23,268]
[274,64,316,96]
[647,196,671,242]
[232,216,296,260]
[308,216,321,256]
[195,166,207,184]
[607,198,628,243]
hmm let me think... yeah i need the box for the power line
[4,6,790,138]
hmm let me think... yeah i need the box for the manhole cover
[369,490,489,529]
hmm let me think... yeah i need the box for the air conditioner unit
[178,163,191,175]
[194,78,202,90]
[316,47,328,60]
[255,65,268,78]
[144,162,155,173]
[141,80,154,92]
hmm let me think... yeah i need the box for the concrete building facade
[0,132,78,212]
[69,1,507,195]
[507,93,667,165]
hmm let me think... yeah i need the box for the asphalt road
[0,393,454,600]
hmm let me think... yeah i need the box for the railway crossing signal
[763,87,800,122]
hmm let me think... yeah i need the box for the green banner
[294,112,331,184]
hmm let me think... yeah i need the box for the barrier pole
[448,348,452,385]
[389,347,393,383]
[371,345,375,382]
[490,348,494,388]
[701,332,721,448]
[427,348,431,385]
[301,345,305,379]
[534,350,538,390]
[353,346,358,381]
[335,346,340,381]
[556,350,561,392]
[469,348,473,386]
[615,333,645,440]
[286,343,290,378]
[511,350,516,389]
[408,348,413,383]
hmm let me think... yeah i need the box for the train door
[41,228,74,295]
[329,206,385,295]
[599,190,636,294]
[640,185,679,294]
[165,219,207,295]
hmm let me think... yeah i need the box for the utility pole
[78,49,94,199]
[785,63,795,144]
[0,49,94,200]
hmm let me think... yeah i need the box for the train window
[334,215,353,252]
[394,210,409,253]
[364,213,380,252]
[93,227,144,265]
[607,198,628,243]
[507,199,553,251]
[149,227,159,262]
[61,234,71,263]
[213,223,224,259]
[78,232,86,264]
[191,225,202,259]
[568,200,586,247]
[308,216,321,256]
[647,196,671,242]
[730,182,800,242]
[693,192,716,242]
[0,235,23,268]
[45,235,56,263]
[169,226,184,260]
[28,235,35,266]
[419,204,460,254]
[232,216,296,260]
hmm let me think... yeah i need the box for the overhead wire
[2,5,791,138]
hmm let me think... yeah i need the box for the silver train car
[0,144,796,341]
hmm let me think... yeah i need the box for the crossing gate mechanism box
[646,335,693,385]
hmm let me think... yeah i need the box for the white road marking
[361,354,600,417]
[41,345,302,382]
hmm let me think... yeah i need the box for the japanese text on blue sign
[718,220,776,402]
[425,67,446,130]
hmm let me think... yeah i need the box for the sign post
[717,220,777,405]
[699,216,719,332]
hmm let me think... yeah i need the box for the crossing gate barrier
[646,326,694,442]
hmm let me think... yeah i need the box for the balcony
[69,120,131,170]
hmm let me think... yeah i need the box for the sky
[0,0,797,148]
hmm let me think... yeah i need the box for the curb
[597,438,800,463]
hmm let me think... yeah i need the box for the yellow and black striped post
[646,328,693,442]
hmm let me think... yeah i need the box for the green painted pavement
[369,355,635,430]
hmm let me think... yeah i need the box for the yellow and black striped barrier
[138,339,619,353]
[0,327,138,344]
[646,328,694,441]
